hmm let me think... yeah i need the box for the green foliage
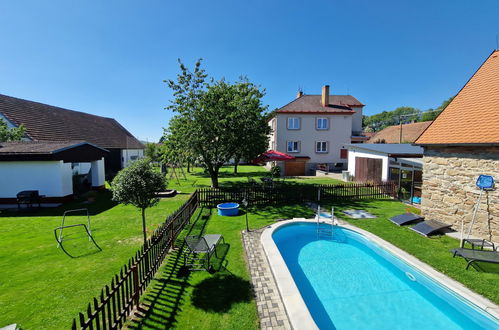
[0,119,25,141]
[111,159,166,210]
[111,159,167,243]
[270,165,281,178]
[144,143,160,162]
[164,60,270,187]
[363,97,455,132]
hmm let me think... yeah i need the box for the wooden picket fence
[72,191,199,330]
[197,181,397,206]
[72,181,396,329]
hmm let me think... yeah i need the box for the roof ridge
[0,94,115,121]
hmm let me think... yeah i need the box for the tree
[229,78,270,173]
[165,60,269,187]
[421,97,454,121]
[144,143,160,162]
[110,159,167,244]
[0,119,25,141]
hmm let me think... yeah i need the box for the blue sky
[0,0,498,142]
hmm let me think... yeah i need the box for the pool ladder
[316,206,337,239]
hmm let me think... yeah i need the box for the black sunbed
[410,220,452,237]
[451,248,499,270]
[389,213,424,226]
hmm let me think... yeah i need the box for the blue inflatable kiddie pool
[217,202,240,216]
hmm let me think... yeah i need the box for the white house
[268,85,367,176]
[0,94,144,177]
[0,141,108,204]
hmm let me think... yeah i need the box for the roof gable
[416,50,499,145]
[0,94,144,149]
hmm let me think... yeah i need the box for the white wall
[351,106,364,133]
[275,113,352,164]
[0,161,73,198]
[90,158,105,187]
[121,149,144,167]
[347,148,389,181]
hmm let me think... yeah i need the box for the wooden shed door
[285,159,306,176]
[354,157,382,182]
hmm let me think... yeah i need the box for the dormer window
[317,118,329,130]
[287,117,300,130]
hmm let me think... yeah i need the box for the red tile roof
[276,95,363,114]
[0,94,144,149]
[416,50,499,145]
[369,121,433,144]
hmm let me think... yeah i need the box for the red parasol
[253,150,295,163]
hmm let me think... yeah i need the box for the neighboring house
[368,121,433,144]
[415,50,499,242]
[0,94,144,176]
[346,144,423,200]
[268,85,367,176]
[0,141,108,203]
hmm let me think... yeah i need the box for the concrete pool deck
[259,218,499,329]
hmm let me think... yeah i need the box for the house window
[287,141,300,153]
[316,118,329,130]
[287,117,300,130]
[316,141,328,153]
[340,148,348,159]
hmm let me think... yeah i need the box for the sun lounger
[389,213,424,226]
[410,220,452,237]
[451,248,499,270]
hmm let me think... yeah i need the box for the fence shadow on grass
[128,206,232,329]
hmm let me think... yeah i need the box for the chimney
[321,85,329,107]
[296,90,303,98]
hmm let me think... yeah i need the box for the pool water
[272,222,498,330]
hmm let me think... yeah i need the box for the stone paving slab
[242,227,292,330]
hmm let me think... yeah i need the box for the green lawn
[0,190,189,330]
[166,165,344,193]
[127,203,314,329]
[128,198,498,329]
[2,166,497,329]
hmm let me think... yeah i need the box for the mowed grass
[127,203,314,329]
[0,190,189,330]
[322,199,499,304]
[166,165,344,193]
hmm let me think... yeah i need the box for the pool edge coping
[261,218,499,329]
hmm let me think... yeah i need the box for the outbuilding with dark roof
[0,94,144,175]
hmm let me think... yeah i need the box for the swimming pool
[263,220,499,329]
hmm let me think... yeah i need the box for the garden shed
[0,141,108,204]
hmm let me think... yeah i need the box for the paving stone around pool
[242,227,292,330]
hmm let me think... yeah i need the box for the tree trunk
[208,166,220,188]
[187,161,191,173]
[234,158,240,174]
[141,208,147,244]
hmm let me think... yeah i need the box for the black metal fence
[197,182,397,206]
[72,191,199,330]
[72,181,396,329]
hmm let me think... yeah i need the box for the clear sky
[0,0,498,142]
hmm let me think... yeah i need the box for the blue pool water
[272,222,498,330]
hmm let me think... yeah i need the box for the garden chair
[183,234,224,271]
[451,248,499,270]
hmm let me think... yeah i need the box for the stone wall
[421,146,499,242]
